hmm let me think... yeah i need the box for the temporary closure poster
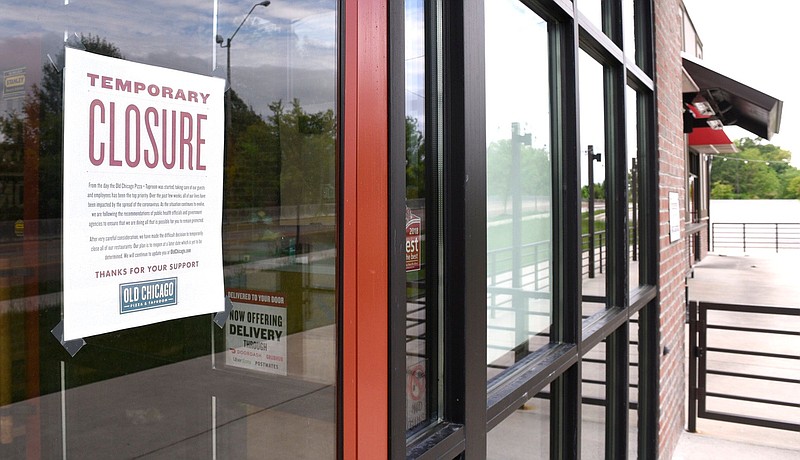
[225,290,287,375]
[62,48,225,340]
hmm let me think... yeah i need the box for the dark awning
[682,55,783,140]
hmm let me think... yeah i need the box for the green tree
[405,117,425,199]
[223,90,278,209]
[270,99,336,215]
[709,137,797,199]
[1,35,125,218]
[778,168,800,199]
[581,181,606,200]
[710,181,735,199]
[223,97,336,212]
[0,111,24,221]
[487,139,551,214]
[786,175,800,199]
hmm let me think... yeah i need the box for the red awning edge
[687,127,737,154]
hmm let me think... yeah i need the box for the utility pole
[511,122,531,357]
[588,145,602,278]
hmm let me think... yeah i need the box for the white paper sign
[62,48,225,340]
[669,191,681,243]
[225,290,287,375]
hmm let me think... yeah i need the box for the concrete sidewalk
[686,252,800,305]
[674,428,799,459]
[677,253,800,459]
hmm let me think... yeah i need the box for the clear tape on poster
[214,295,235,327]
[51,321,86,357]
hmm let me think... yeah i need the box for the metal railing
[581,230,605,278]
[487,240,552,293]
[688,301,800,432]
[712,222,800,252]
[485,231,609,320]
[486,230,606,293]
[486,241,551,328]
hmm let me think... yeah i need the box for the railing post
[588,145,597,279]
[491,251,497,286]
[697,303,708,417]
[742,223,746,252]
[581,234,587,277]
[599,232,604,274]
[687,300,698,432]
[534,244,539,291]
[490,252,496,319]
[589,232,596,279]
[775,223,779,253]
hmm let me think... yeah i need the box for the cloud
[0,0,338,123]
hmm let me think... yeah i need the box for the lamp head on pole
[226,1,272,44]
[587,145,602,162]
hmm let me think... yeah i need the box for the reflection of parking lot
[221,210,337,337]
[0,328,336,459]
[0,221,62,298]
[222,209,336,265]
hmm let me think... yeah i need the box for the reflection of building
[0,1,787,459]
[0,36,44,114]
[2,68,27,111]
[0,37,43,233]
[0,38,42,114]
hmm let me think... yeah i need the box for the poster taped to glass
[62,48,225,340]
[225,289,288,375]
[406,207,421,272]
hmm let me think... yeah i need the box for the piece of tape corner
[213,295,234,328]
[51,321,86,357]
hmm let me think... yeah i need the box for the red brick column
[654,0,688,458]
[699,226,709,259]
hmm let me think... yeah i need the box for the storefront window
[579,0,603,29]
[628,311,640,457]
[404,0,444,433]
[579,50,608,319]
[581,342,607,459]
[485,0,552,381]
[0,0,338,457]
[626,86,644,292]
[623,0,636,61]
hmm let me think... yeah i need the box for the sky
[0,0,338,116]
[682,0,799,166]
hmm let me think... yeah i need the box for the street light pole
[217,0,271,127]
[224,39,232,133]
[587,145,602,278]
[511,122,531,356]
[216,1,270,208]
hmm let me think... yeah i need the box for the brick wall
[654,0,688,458]
[698,226,709,260]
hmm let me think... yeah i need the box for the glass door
[0,1,339,458]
